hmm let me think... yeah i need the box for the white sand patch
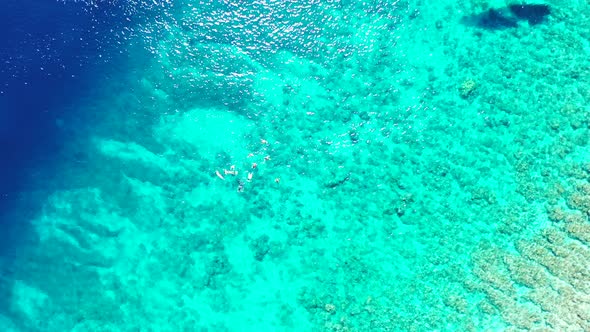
[156,107,253,162]
[10,281,50,322]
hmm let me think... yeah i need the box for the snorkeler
[224,165,238,176]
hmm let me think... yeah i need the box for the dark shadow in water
[461,4,550,30]
[509,4,551,25]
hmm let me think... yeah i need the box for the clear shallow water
[1,1,590,331]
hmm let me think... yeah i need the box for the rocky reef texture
[464,164,590,331]
[2,0,590,331]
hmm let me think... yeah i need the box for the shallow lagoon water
[1,1,589,331]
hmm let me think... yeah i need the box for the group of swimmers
[215,139,279,192]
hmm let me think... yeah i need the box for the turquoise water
[1,0,590,331]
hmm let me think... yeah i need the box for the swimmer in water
[224,165,238,176]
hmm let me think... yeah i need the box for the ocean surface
[1,0,589,331]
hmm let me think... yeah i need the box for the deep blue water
[0,0,130,250]
[0,0,126,202]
